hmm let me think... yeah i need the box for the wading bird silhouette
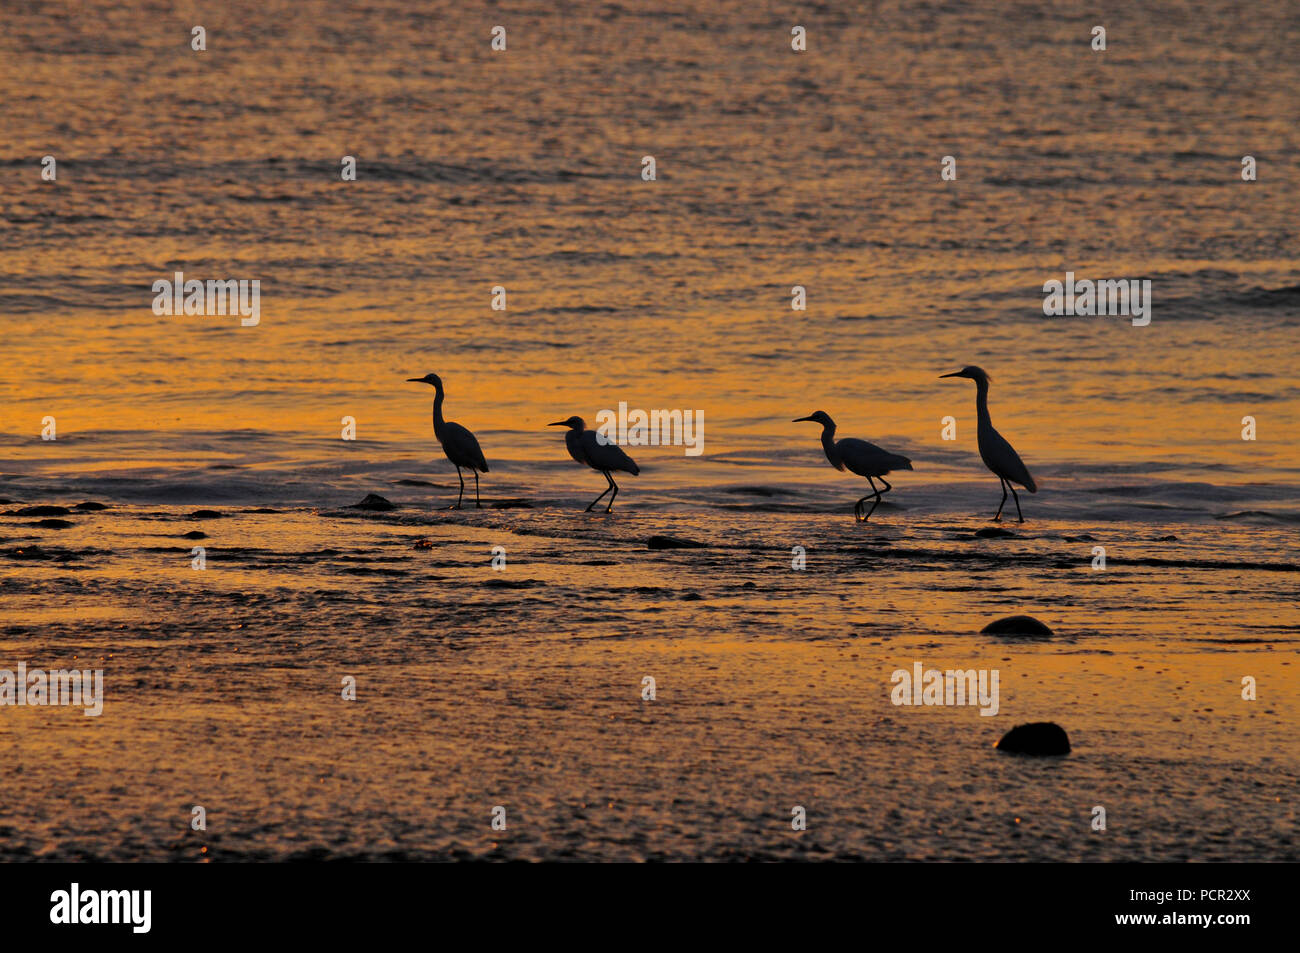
[940,366,1036,522]
[793,411,913,521]
[548,415,639,512]
[407,373,489,509]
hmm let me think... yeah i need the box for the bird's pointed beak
[406,378,423,383]
[939,372,962,378]
[547,421,566,427]
[792,416,813,423]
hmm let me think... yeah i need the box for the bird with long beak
[940,366,1036,522]
[793,411,913,521]
[406,373,489,509]
[548,416,640,512]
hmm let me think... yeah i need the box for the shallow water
[1,0,1298,860]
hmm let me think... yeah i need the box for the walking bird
[793,411,913,521]
[406,373,489,509]
[548,416,639,512]
[940,366,1036,522]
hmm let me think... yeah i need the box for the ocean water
[0,0,1297,861]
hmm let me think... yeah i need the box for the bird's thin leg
[1009,482,1024,523]
[863,475,883,521]
[452,466,465,509]
[854,476,877,522]
[606,473,619,513]
[993,477,1007,521]
[474,469,481,509]
[878,476,893,494]
[586,473,613,512]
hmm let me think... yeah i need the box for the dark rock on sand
[647,535,706,550]
[15,505,71,516]
[189,509,224,519]
[721,486,784,497]
[974,527,1016,538]
[34,519,74,529]
[349,494,395,511]
[74,501,108,511]
[981,615,1054,636]
[996,722,1071,756]
[182,531,207,540]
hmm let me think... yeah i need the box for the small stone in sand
[182,531,207,540]
[974,527,1016,538]
[996,722,1071,756]
[189,510,224,520]
[349,494,395,511]
[16,505,71,516]
[74,502,108,511]
[34,519,74,529]
[647,535,705,550]
[981,615,1054,636]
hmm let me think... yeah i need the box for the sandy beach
[1,496,1296,861]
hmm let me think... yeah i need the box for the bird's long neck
[432,384,446,438]
[974,379,992,428]
[820,424,839,464]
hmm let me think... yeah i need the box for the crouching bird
[548,416,639,512]
[794,410,913,521]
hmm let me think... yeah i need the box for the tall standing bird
[940,366,1036,522]
[793,411,913,521]
[406,373,489,509]
[548,416,639,512]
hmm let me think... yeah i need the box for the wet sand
[2,503,1295,861]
